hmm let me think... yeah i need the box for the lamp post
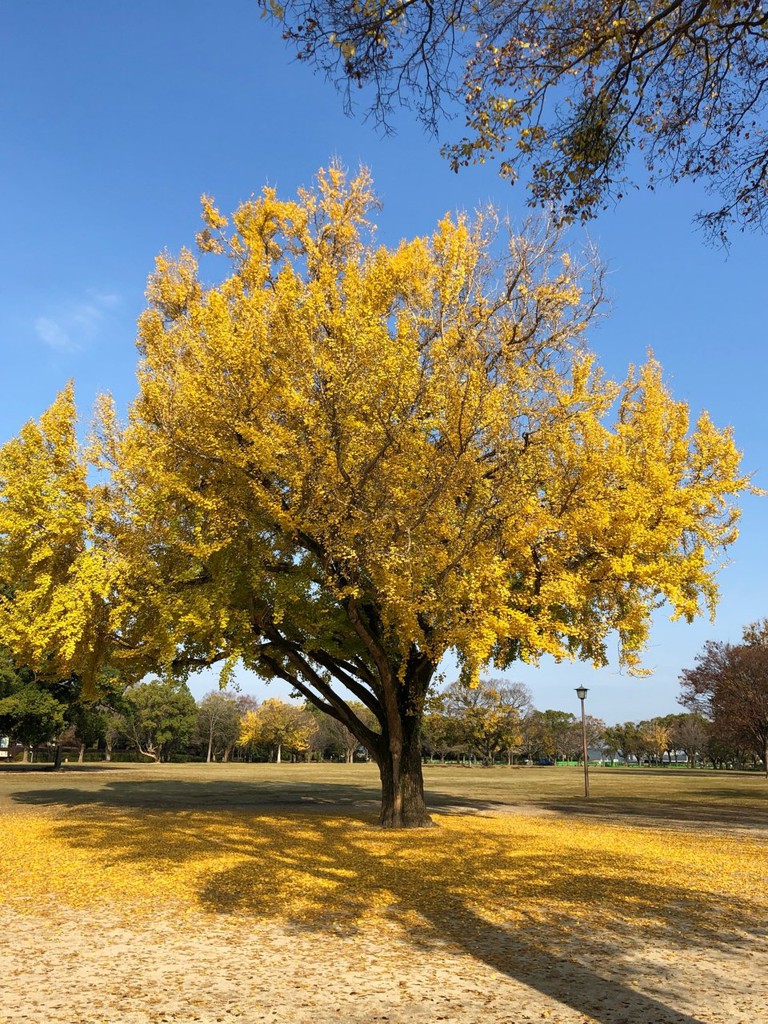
[575,686,590,798]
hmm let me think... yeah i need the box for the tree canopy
[0,655,67,756]
[266,1,768,239]
[0,385,111,693]
[122,679,198,762]
[196,690,243,762]
[239,698,315,762]
[440,677,531,763]
[0,165,751,824]
[680,620,768,773]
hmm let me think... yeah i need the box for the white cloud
[34,316,76,352]
[33,290,121,353]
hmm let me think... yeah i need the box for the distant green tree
[0,649,132,764]
[523,709,578,762]
[59,672,125,762]
[602,724,627,765]
[602,721,645,766]
[122,679,197,762]
[0,683,66,761]
[65,702,106,763]
[0,651,68,761]
[0,648,18,699]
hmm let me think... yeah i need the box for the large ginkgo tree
[0,166,750,826]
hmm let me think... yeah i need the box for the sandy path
[2,897,764,1024]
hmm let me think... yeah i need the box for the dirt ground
[2,764,766,1024]
[2,894,763,1024]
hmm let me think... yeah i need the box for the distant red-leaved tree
[679,622,768,775]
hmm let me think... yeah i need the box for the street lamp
[575,686,590,798]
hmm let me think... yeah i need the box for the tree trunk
[78,742,86,764]
[206,730,213,764]
[21,747,29,763]
[376,705,433,829]
[276,743,282,764]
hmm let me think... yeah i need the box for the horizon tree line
[2,655,766,773]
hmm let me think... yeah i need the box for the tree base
[378,751,436,829]
[378,807,437,829]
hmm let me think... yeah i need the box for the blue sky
[2,0,766,723]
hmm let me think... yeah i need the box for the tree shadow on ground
[12,770,767,833]
[10,777,386,810]
[534,793,768,834]
[12,780,766,1024]
[0,762,126,773]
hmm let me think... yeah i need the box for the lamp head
[575,686,589,701]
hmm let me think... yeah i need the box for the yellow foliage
[112,165,749,679]
[0,384,112,693]
[3,806,766,942]
[239,699,315,757]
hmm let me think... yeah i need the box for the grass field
[2,763,767,1024]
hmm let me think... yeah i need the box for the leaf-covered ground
[2,764,767,1023]
[3,805,766,930]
